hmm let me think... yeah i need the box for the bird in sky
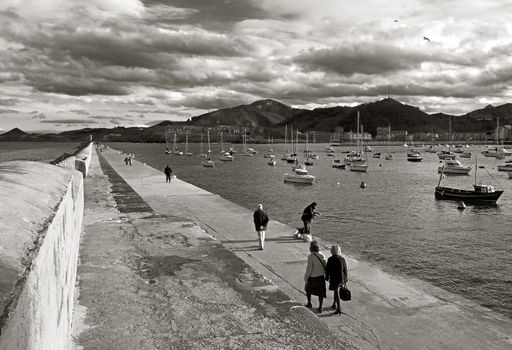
[394,19,398,22]
[423,36,431,42]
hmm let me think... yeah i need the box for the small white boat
[344,151,364,165]
[267,155,276,166]
[202,159,215,167]
[332,159,346,169]
[284,166,316,184]
[364,145,373,152]
[424,145,439,153]
[219,152,234,161]
[437,159,471,174]
[350,163,368,172]
[497,164,512,172]
[407,150,423,162]
[437,150,456,160]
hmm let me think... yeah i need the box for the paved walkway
[80,148,512,349]
[73,148,354,349]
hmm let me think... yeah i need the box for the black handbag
[339,286,351,301]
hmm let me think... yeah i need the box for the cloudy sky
[1,0,512,132]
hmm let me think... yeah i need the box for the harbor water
[2,142,511,318]
[109,142,512,319]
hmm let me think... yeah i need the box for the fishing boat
[437,159,471,174]
[202,130,215,167]
[284,165,316,184]
[164,128,172,154]
[407,149,423,162]
[435,158,503,203]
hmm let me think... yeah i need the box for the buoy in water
[457,201,466,210]
[360,181,367,188]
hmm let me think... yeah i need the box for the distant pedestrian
[124,157,129,165]
[253,204,269,250]
[164,164,173,183]
[325,245,348,315]
[128,156,132,166]
[301,202,319,236]
[304,240,326,313]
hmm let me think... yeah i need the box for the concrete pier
[72,147,512,349]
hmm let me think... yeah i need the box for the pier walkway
[74,147,512,349]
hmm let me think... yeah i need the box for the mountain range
[1,98,511,142]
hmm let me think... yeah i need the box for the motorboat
[497,163,512,172]
[437,150,456,160]
[304,158,314,166]
[267,155,276,166]
[284,166,316,184]
[349,163,368,172]
[344,151,364,165]
[219,152,234,161]
[286,153,297,163]
[331,159,346,169]
[437,159,471,174]
[407,150,423,162]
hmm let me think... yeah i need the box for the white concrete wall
[0,161,84,350]
[73,143,93,177]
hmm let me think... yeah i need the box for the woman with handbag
[304,240,327,313]
[325,245,348,315]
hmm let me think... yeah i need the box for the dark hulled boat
[434,185,503,203]
[435,158,504,203]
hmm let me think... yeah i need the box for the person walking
[164,164,173,183]
[325,245,348,315]
[304,240,327,313]
[301,202,319,236]
[253,204,269,250]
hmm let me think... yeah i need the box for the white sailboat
[241,131,253,156]
[304,132,314,166]
[202,129,214,167]
[385,124,393,160]
[437,119,456,160]
[164,127,172,154]
[172,132,183,155]
[281,124,288,161]
[284,164,316,184]
[185,133,193,156]
[198,132,207,157]
[219,132,234,161]
[349,111,368,172]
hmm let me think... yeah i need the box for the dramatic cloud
[1,0,512,131]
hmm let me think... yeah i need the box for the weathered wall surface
[74,143,92,177]
[0,161,84,350]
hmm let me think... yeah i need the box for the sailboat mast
[284,124,288,153]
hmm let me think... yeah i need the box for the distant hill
[0,128,31,141]
[2,98,511,143]
[189,99,304,128]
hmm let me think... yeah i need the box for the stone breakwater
[0,142,92,350]
[0,162,84,350]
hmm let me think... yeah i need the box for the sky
[1,0,512,132]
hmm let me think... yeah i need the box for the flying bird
[394,19,398,22]
[423,36,431,42]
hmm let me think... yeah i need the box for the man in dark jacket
[164,164,172,183]
[301,202,319,235]
[253,204,269,250]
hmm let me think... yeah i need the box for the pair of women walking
[304,241,348,314]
